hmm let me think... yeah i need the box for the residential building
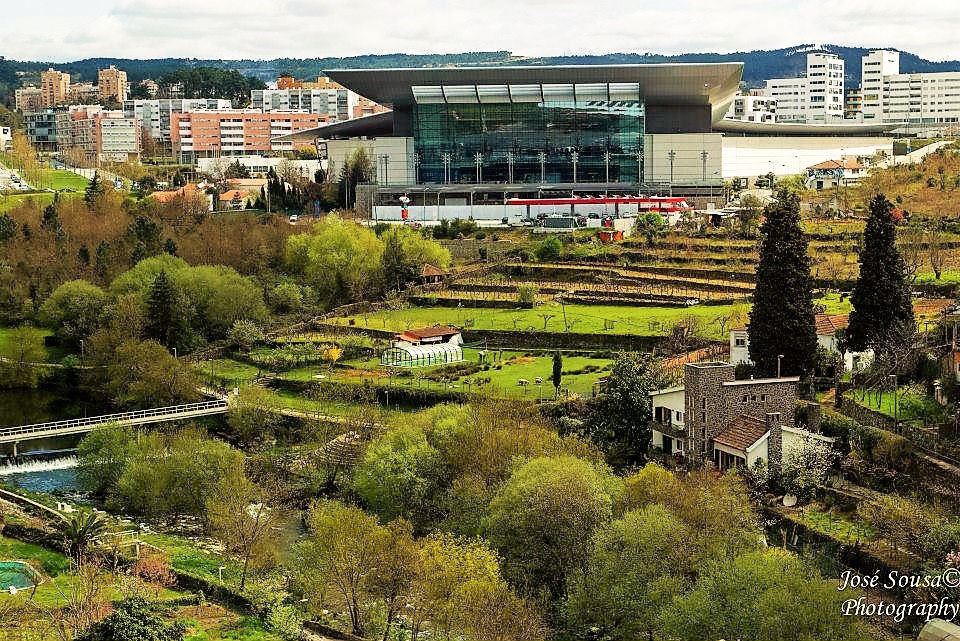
[40,68,70,107]
[804,158,868,189]
[170,111,326,163]
[352,94,389,120]
[726,94,777,123]
[123,98,233,142]
[137,79,160,98]
[858,49,960,127]
[649,361,832,472]
[195,155,323,178]
[98,65,128,104]
[0,126,11,150]
[56,106,140,162]
[15,86,43,113]
[251,88,349,121]
[67,83,99,105]
[25,108,61,150]
[761,52,845,123]
[96,112,141,162]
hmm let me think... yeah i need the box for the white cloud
[3,0,960,62]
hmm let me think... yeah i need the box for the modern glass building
[411,83,644,184]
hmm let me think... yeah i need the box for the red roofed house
[805,157,868,190]
[381,325,463,367]
[650,361,834,472]
[419,263,448,285]
[219,189,256,210]
[731,314,850,366]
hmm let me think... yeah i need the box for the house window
[742,394,748,402]
[761,394,767,402]
[735,338,746,347]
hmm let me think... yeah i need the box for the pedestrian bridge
[0,399,230,447]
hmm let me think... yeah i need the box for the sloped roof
[219,189,252,201]
[807,158,867,171]
[149,183,200,203]
[400,325,460,340]
[421,263,448,278]
[714,414,768,453]
[815,313,849,337]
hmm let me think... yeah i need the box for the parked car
[289,214,299,224]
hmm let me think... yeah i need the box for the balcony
[654,419,686,440]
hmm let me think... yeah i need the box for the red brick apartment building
[171,111,327,163]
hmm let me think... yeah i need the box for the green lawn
[334,301,747,339]
[0,192,56,214]
[793,509,876,544]
[0,326,66,362]
[196,359,263,386]
[184,616,285,641]
[845,386,942,422]
[449,352,610,398]
[140,532,244,587]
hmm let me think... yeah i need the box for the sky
[5,0,960,62]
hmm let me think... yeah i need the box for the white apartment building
[251,88,349,121]
[123,98,233,141]
[762,52,845,123]
[726,94,777,122]
[97,113,141,162]
[860,50,960,126]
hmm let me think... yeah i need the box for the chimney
[766,412,783,478]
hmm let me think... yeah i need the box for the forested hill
[5,44,960,88]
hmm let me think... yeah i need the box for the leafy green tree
[225,383,283,447]
[176,265,268,337]
[268,281,303,313]
[226,319,265,351]
[338,147,375,209]
[77,423,135,497]
[482,456,619,599]
[224,160,251,179]
[846,193,915,353]
[77,596,187,641]
[551,351,563,396]
[145,270,192,350]
[106,340,199,408]
[109,255,190,297]
[632,212,666,244]
[38,280,108,344]
[0,213,17,244]
[112,427,244,520]
[206,471,285,590]
[748,187,817,377]
[284,214,384,306]
[293,500,384,636]
[533,236,562,262]
[584,353,667,468]
[353,424,441,525]
[379,225,451,292]
[566,505,691,641]
[0,324,46,388]
[660,548,869,641]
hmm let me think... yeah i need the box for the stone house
[651,361,832,473]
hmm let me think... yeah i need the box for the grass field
[334,301,748,339]
[453,352,610,398]
[0,192,56,214]
[0,326,68,362]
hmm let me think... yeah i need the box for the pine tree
[747,188,817,377]
[846,193,915,352]
[146,270,190,350]
[84,172,104,207]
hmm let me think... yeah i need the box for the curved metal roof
[326,63,744,123]
[714,118,901,136]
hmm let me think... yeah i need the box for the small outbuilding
[381,325,464,367]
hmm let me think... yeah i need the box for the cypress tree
[552,350,563,395]
[748,188,817,377]
[846,193,915,352]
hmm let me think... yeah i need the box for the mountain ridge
[5,44,960,89]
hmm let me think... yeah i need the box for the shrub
[534,236,562,262]
[516,284,539,307]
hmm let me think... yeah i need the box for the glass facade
[412,83,644,184]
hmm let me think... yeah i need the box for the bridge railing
[0,399,229,439]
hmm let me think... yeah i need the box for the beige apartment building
[98,65,128,104]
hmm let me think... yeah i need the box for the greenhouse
[381,342,464,367]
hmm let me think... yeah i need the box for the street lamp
[538,151,547,183]
[777,354,785,378]
[474,152,483,183]
[506,151,515,184]
[668,149,676,196]
[571,150,579,184]
[701,150,709,182]
[603,151,611,184]
[636,148,644,192]
[440,152,452,184]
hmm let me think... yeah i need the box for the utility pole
[571,150,579,184]
[474,152,483,183]
[701,150,708,182]
[539,151,546,183]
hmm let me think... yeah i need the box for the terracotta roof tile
[401,326,460,339]
[714,414,768,452]
[815,313,849,336]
